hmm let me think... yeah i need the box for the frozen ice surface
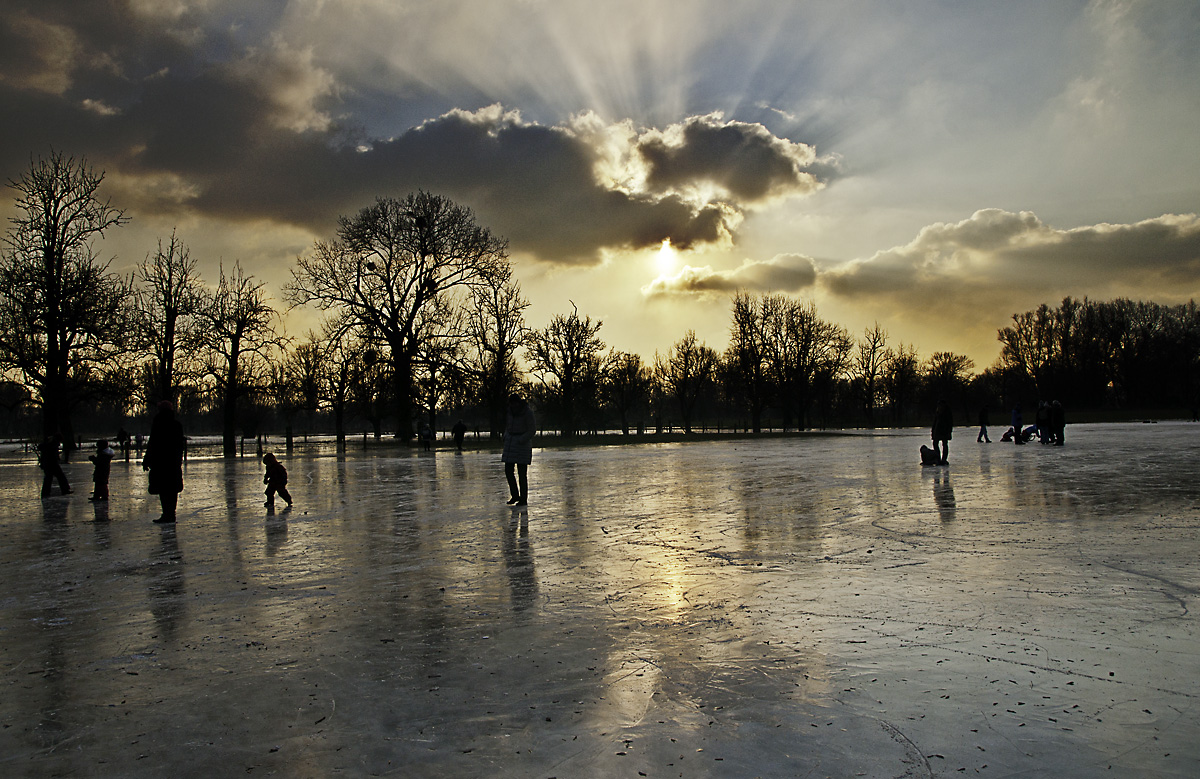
[2,422,1199,777]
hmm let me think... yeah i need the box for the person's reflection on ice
[503,508,537,613]
[933,472,956,522]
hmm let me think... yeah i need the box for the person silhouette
[38,434,71,497]
[262,452,293,509]
[502,394,536,506]
[143,401,185,523]
[931,399,953,465]
[88,439,115,501]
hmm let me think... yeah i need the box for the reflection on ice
[1,422,1198,777]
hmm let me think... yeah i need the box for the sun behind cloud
[655,237,677,273]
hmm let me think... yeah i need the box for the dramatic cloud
[827,209,1200,296]
[643,254,818,299]
[0,1,835,268]
[821,209,1200,343]
[1,0,1199,366]
[637,114,824,204]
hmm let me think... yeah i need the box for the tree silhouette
[526,302,604,438]
[198,262,284,457]
[133,229,204,406]
[288,192,509,441]
[0,151,130,443]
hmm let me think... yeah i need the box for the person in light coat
[502,394,536,505]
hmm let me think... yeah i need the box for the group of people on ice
[37,400,292,523]
[924,399,1066,466]
[993,401,1066,446]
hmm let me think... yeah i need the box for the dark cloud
[0,3,829,266]
[643,254,818,299]
[638,114,823,202]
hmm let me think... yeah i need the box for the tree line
[2,152,1197,453]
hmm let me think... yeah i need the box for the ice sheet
[2,422,1198,777]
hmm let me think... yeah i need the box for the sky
[1,0,1198,369]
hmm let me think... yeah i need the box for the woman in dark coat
[142,401,185,523]
[931,399,953,465]
[502,394,536,506]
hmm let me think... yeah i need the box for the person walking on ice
[502,394,535,506]
[37,434,71,497]
[262,453,292,509]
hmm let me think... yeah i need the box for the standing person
[502,394,536,506]
[88,440,115,501]
[142,401,185,524]
[1050,400,1065,446]
[1011,404,1025,444]
[452,419,467,451]
[1035,401,1052,443]
[931,399,953,465]
[976,405,991,443]
[37,434,71,497]
[262,452,292,508]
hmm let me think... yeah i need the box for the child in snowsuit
[262,453,292,508]
[88,440,115,501]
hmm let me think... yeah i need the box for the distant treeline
[997,297,1200,411]
[2,152,1197,451]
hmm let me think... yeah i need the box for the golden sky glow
[1,1,1198,367]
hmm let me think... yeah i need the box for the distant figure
[931,399,953,465]
[88,439,115,502]
[452,419,467,451]
[117,426,131,462]
[977,405,991,443]
[502,394,536,506]
[143,401,185,524]
[37,434,71,497]
[262,452,292,509]
[135,432,143,454]
[1050,400,1065,446]
[1011,405,1025,445]
[419,423,434,452]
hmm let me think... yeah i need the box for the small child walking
[262,452,292,508]
[88,439,115,501]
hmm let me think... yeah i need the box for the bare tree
[269,337,322,451]
[763,297,848,430]
[602,350,652,435]
[924,351,976,409]
[882,342,921,425]
[465,266,528,437]
[526,302,604,438]
[656,330,719,434]
[852,322,889,428]
[350,342,391,441]
[315,323,367,451]
[133,229,204,406]
[0,150,131,443]
[198,262,285,457]
[727,291,777,433]
[287,192,510,441]
[414,297,468,437]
